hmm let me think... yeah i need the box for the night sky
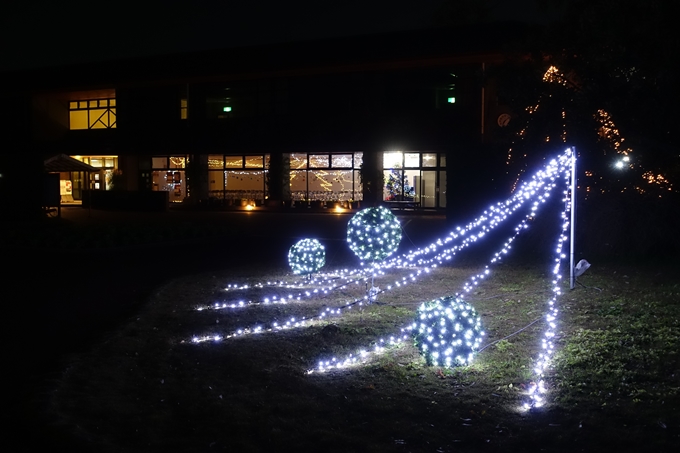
[1,1,555,71]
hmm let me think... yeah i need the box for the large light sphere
[347,206,402,262]
[288,238,326,275]
[412,296,485,368]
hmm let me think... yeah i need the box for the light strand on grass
[189,185,556,343]
[523,148,574,410]
[195,270,369,311]
[309,150,572,373]
[307,335,411,374]
[188,268,433,343]
[187,150,572,347]
[196,152,569,313]
[195,156,566,315]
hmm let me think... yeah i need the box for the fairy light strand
[523,150,574,410]
[199,153,571,312]
[187,151,572,346]
[308,149,573,374]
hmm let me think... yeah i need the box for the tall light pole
[569,147,576,290]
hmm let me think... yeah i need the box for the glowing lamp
[614,156,631,169]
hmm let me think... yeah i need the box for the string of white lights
[195,269,369,311]
[308,199,545,373]
[522,153,574,410]
[308,149,573,373]
[187,269,434,344]
[186,151,572,345]
[194,153,569,315]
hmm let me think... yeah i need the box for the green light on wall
[447,97,456,104]
[223,106,232,112]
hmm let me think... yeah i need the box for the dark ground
[4,207,450,453]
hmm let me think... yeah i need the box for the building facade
[0,26,519,217]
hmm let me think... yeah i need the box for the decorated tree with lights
[288,238,326,279]
[384,168,414,201]
[476,0,680,257]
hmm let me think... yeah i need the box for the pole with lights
[569,147,576,290]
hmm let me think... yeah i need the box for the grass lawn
[48,256,680,453]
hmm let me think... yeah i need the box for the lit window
[69,97,116,130]
[290,153,308,169]
[331,154,353,168]
[422,153,437,168]
[245,156,264,168]
[225,156,244,168]
[208,155,224,169]
[383,152,403,168]
[353,152,363,169]
[309,155,330,168]
[152,157,168,169]
[180,99,188,120]
[404,153,419,168]
[169,157,186,169]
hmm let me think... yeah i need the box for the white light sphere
[412,296,485,368]
[288,238,326,276]
[347,206,402,263]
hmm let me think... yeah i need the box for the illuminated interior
[151,156,187,203]
[69,90,117,130]
[180,99,187,119]
[289,152,362,202]
[61,155,119,200]
[382,151,445,208]
[205,151,446,206]
[208,155,269,203]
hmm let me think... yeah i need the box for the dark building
[0,25,521,218]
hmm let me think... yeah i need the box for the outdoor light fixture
[574,259,591,277]
[615,156,630,169]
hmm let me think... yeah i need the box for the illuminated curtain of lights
[207,154,269,202]
[289,152,363,202]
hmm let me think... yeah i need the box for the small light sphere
[347,206,402,262]
[288,238,326,275]
[412,296,484,368]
